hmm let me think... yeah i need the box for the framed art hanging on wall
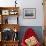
[23,8,36,19]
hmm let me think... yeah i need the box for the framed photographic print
[23,8,36,19]
[9,9,18,15]
[2,10,9,15]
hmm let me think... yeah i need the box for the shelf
[0,7,19,16]
[2,40,19,46]
[0,7,20,46]
[0,24,20,32]
[2,40,19,43]
[0,7,19,24]
[1,15,18,24]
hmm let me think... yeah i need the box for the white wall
[0,0,44,26]
[18,0,44,26]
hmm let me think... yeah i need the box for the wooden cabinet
[0,7,20,46]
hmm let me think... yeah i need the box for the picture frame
[23,8,36,19]
[2,10,9,15]
[9,10,18,15]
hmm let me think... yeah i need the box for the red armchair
[21,28,41,46]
